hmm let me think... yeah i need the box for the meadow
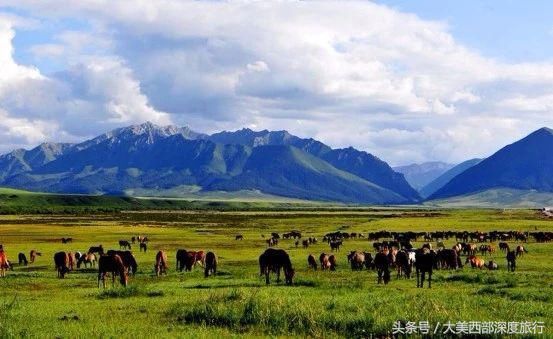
[0,208,551,338]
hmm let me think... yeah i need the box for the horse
[465,255,485,269]
[415,247,435,288]
[235,234,244,240]
[487,260,498,270]
[193,251,206,267]
[154,251,168,277]
[139,242,147,252]
[307,254,317,270]
[176,249,187,271]
[61,237,72,244]
[506,251,516,272]
[330,241,342,251]
[106,250,137,275]
[119,240,131,250]
[68,252,76,271]
[328,255,337,271]
[302,240,309,249]
[374,249,390,284]
[18,252,28,266]
[319,253,331,270]
[363,252,374,270]
[204,252,217,277]
[0,251,9,277]
[259,248,294,285]
[54,252,70,279]
[29,250,41,264]
[395,250,412,278]
[88,245,104,255]
[98,254,128,288]
[77,252,97,268]
[347,251,365,271]
[516,245,527,257]
[499,242,509,252]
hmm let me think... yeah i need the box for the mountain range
[429,127,553,200]
[1,123,552,206]
[0,122,419,204]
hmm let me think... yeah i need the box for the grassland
[0,208,551,338]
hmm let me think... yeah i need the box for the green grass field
[0,208,551,338]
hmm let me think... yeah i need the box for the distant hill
[430,128,553,200]
[393,162,455,190]
[420,158,482,198]
[427,188,553,208]
[0,122,418,204]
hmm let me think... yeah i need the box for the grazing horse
[499,242,509,252]
[175,249,187,271]
[330,241,342,251]
[259,248,295,285]
[98,254,128,288]
[487,260,498,270]
[29,250,41,264]
[506,251,516,272]
[54,252,70,278]
[119,240,131,250]
[0,251,9,277]
[18,252,28,266]
[415,247,435,288]
[465,255,485,269]
[204,252,217,277]
[235,234,244,240]
[61,237,72,244]
[139,242,147,253]
[106,250,137,275]
[319,253,331,270]
[193,251,206,267]
[328,255,337,271]
[68,252,76,271]
[88,245,104,255]
[347,251,365,271]
[154,251,168,277]
[307,254,317,270]
[77,253,97,268]
[516,245,527,257]
[374,250,390,284]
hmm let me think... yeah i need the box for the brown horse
[68,252,76,271]
[29,250,41,264]
[465,255,485,269]
[347,251,365,271]
[319,253,331,270]
[106,250,137,275]
[328,255,337,271]
[259,248,294,285]
[54,252,70,278]
[516,245,527,257]
[204,252,217,277]
[0,251,9,277]
[155,251,168,277]
[98,254,128,288]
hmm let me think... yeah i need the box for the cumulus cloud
[0,1,553,164]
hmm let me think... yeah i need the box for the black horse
[259,248,294,285]
[415,247,435,288]
[374,251,390,284]
[506,250,516,272]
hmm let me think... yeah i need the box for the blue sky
[0,1,552,166]
[377,0,553,63]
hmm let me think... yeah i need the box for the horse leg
[265,270,270,285]
[428,270,432,288]
[420,271,425,288]
[276,267,281,283]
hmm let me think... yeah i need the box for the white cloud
[0,1,553,164]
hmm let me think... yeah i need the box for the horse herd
[257,229,549,288]
[0,229,549,289]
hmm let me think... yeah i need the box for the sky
[0,1,552,166]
